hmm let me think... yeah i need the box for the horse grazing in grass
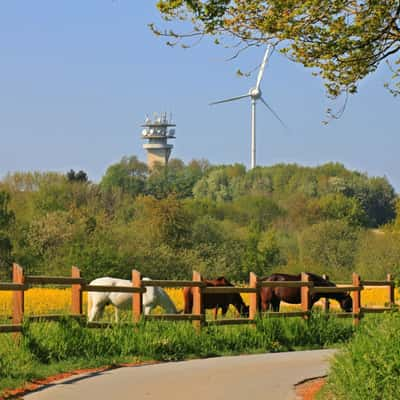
[259,272,353,312]
[184,276,249,319]
[87,277,178,322]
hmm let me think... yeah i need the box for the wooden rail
[203,287,257,294]
[362,280,393,286]
[311,286,361,294]
[84,285,146,293]
[259,281,314,288]
[26,276,86,285]
[0,265,397,334]
[260,311,310,318]
[145,314,202,321]
[206,318,253,326]
[142,280,205,288]
[27,314,86,322]
[0,324,23,333]
[0,283,25,291]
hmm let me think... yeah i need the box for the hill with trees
[0,158,399,282]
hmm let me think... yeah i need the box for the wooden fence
[0,263,397,334]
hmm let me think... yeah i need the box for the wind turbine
[210,44,286,169]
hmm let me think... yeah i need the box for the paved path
[24,349,335,400]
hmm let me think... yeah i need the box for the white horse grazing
[87,277,178,322]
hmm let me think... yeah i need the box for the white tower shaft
[251,98,256,169]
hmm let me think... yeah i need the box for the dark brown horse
[259,272,353,312]
[184,277,249,319]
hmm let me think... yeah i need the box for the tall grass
[323,312,400,400]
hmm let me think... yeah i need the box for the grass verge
[320,312,400,400]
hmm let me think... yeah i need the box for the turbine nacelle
[249,87,261,99]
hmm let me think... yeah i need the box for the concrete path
[24,349,336,400]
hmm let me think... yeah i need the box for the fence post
[192,270,204,332]
[71,266,82,315]
[12,263,25,326]
[132,270,142,323]
[322,274,330,313]
[301,272,311,320]
[249,272,258,321]
[387,273,395,307]
[352,272,361,326]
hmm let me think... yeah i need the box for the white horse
[87,277,178,322]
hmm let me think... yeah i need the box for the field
[0,286,397,321]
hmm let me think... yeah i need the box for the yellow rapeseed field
[0,286,398,318]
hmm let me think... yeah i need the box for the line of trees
[1,156,399,282]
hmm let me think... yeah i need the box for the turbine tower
[210,45,286,169]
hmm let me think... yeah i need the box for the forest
[1,156,399,283]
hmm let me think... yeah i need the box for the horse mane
[260,272,337,288]
[305,272,336,287]
[204,276,233,286]
[261,273,301,281]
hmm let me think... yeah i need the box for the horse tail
[158,287,178,314]
[183,287,193,314]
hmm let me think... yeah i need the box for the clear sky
[1,1,399,191]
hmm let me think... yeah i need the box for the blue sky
[1,1,399,191]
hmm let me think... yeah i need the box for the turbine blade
[209,93,250,105]
[259,97,288,129]
[255,44,273,91]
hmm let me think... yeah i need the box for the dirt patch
[295,377,326,400]
[0,360,160,400]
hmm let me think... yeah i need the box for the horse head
[240,304,250,318]
[232,294,249,317]
[339,293,353,312]
[213,276,232,286]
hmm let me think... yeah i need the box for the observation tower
[141,112,176,169]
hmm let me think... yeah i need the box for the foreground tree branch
[153,0,400,101]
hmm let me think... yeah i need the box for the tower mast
[141,112,176,169]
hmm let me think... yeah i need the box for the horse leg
[114,307,119,323]
[213,307,218,320]
[89,303,105,322]
[221,305,228,318]
[271,297,280,312]
[260,288,273,312]
[183,287,193,314]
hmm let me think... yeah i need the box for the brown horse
[259,272,353,312]
[184,277,249,319]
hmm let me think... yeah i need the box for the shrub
[326,312,400,400]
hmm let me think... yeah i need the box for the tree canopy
[1,158,398,281]
[154,0,400,101]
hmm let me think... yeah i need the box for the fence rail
[141,280,205,288]
[0,264,397,334]
[259,281,314,288]
[84,285,146,293]
[311,286,361,294]
[26,276,86,285]
[0,283,25,291]
[203,287,257,294]
[0,324,22,333]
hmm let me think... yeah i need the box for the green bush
[326,312,400,400]
[0,334,37,389]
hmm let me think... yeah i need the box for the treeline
[1,156,400,282]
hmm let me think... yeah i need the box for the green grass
[0,313,354,396]
[321,312,400,400]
